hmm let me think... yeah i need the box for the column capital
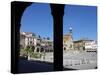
[50,4,65,16]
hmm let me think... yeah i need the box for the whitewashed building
[20,32,53,53]
[33,36,41,52]
[20,32,34,48]
[85,40,97,52]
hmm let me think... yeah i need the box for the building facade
[85,40,97,52]
[73,39,97,51]
[20,32,34,49]
[20,32,53,53]
[74,40,85,50]
[41,39,53,52]
[63,27,74,51]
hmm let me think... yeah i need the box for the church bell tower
[69,27,72,34]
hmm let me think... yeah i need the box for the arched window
[32,46,35,52]
[64,47,66,50]
[37,48,39,52]
[40,47,44,52]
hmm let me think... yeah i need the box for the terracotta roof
[74,39,93,43]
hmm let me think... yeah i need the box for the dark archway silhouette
[11,1,65,73]
[11,1,32,73]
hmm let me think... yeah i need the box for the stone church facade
[63,27,74,50]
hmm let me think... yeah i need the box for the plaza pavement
[18,50,97,73]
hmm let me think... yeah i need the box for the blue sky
[21,3,97,41]
[63,5,97,41]
[21,3,53,39]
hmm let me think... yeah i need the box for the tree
[38,35,41,39]
[32,46,35,52]
[25,45,32,60]
[47,37,50,40]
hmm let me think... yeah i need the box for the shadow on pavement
[18,57,76,73]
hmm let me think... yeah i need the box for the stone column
[50,4,65,71]
[11,1,32,73]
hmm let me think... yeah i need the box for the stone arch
[31,46,35,52]
[64,47,66,50]
[11,2,32,73]
[36,47,40,52]
[12,2,65,72]
[40,47,44,52]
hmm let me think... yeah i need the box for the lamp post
[50,4,65,71]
